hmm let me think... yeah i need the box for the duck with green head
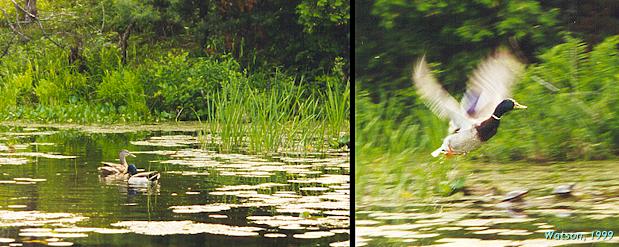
[98,149,135,176]
[412,49,527,157]
[127,164,160,184]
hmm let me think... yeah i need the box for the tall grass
[206,77,248,152]
[0,40,150,123]
[322,58,351,138]
[205,67,349,155]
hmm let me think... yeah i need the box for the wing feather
[460,50,524,120]
[413,55,474,130]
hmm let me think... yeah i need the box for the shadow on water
[0,123,350,246]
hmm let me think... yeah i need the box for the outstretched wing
[413,55,474,130]
[460,50,524,121]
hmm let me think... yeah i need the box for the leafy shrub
[36,70,89,106]
[97,69,150,117]
[0,65,35,110]
[144,52,244,120]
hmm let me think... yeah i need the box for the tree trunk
[119,23,133,65]
[68,39,87,72]
[24,0,36,22]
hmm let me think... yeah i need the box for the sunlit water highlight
[0,123,349,246]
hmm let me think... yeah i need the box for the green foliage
[0,0,350,160]
[35,69,89,106]
[130,0,349,77]
[480,35,619,161]
[0,60,39,110]
[144,52,244,120]
[84,45,124,81]
[206,75,248,152]
[105,0,158,30]
[297,0,350,33]
[358,0,561,94]
[1,103,141,123]
[97,69,150,117]
[319,57,350,137]
[0,39,154,123]
[1,0,347,81]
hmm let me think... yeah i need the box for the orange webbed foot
[445,147,455,158]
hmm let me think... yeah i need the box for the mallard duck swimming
[127,164,160,184]
[98,150,135,176]
[412,50,526,157]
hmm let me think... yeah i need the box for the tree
[357,0,560,95]
[23,0,36,22]
[104,0,157,64]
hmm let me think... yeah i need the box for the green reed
[204,69,348,154]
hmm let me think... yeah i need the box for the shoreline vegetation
[0,1,350,155]
[0,48,350,155]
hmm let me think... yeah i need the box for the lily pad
[0,238,14,243]
[0,153,76,159]
[0,158,29,165]
[111,221,264,236]
[47,242,74,246]
[264,233,286,238]
[293,231,335,239]
[170,204,232,214]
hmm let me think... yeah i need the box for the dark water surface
[0,123,350,246]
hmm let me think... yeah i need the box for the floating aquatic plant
[110,221,264,236]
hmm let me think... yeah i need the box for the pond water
[0,122,350,247]
[356,161,619,246]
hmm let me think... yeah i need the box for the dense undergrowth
[0,40,350,154]
[356,35,619,201]
[0,40,348,122]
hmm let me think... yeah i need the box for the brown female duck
[98,150,136,176]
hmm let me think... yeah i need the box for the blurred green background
[356,0,619,201]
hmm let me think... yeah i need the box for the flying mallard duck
[412,50,526,157]
[127,164,160,184]
[98,149,135,176]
